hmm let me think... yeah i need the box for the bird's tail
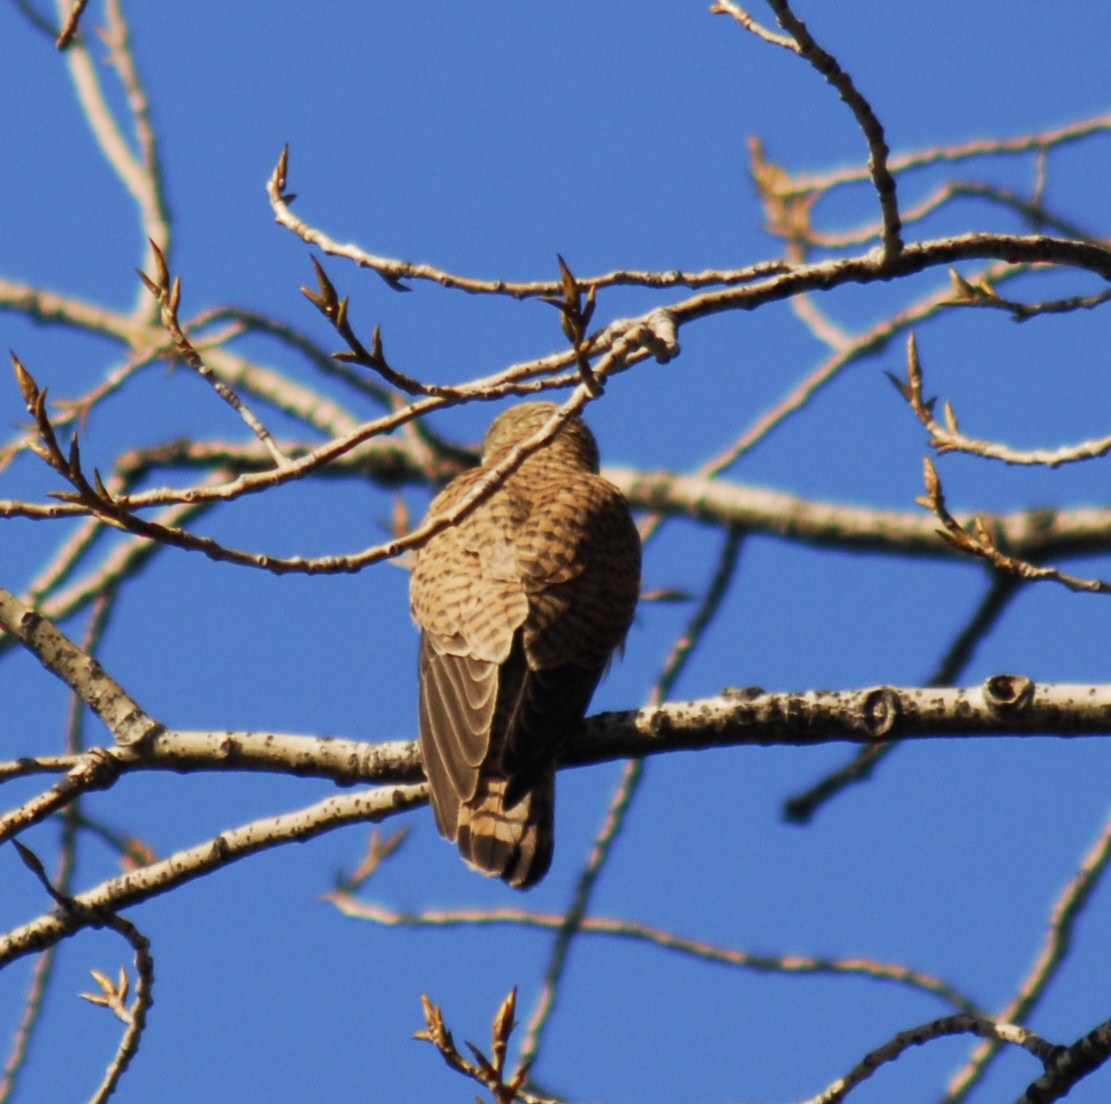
[456,768,554,889]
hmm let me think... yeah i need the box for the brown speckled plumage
[410,403,641,887]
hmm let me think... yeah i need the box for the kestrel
[410,402,641,888]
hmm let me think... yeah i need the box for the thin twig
[711,1,799,51]
[764,0,902,260]
[784,113,1111,196]
[327,897,979,1013]
[796,1014,1058,1104]
[55,0,88,49]
[61,26,165,311]
[892,331,1111,468]
[138,243,291,467]
[519,528,745,1068]
[943,805,1111,1103]
[268,146,790,298]
[919,455,1111,593]
[0,596,112,1102]
[11,840,154,1104]
[100,0,171,292]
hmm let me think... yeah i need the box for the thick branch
[0,587,161,748]
[6,677,1110,793]
[0,784,425,971]
[571,677,1110,761]
[1015,1018,1111,1104]
[612,468,1111,562]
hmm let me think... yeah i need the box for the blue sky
[2,3,1111,1102]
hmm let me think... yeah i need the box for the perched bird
[410,402,641,888]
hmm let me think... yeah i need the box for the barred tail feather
[455,769,554,890]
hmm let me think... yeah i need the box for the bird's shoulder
[511,470,639,584]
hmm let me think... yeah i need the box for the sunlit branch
[268,146,791,298]
[784,113,1111,196]
[100,0,172,301]
[0,784,426,971]
[797,1014,1058,1104]
[918,456,1111,593]
[327,895,980,1013]
[893,332,1111,468]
